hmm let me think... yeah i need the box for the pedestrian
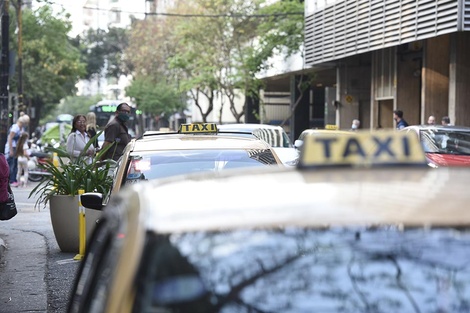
[86,112,100,149]
[15,132,31,188]
[19,112,30,133]
[350,119,360,131]
[100,102,132,161]
[66,114,95,164]
[441,116,452,126]
[4,116,28,187]
[427,115,436,125]
[393,110,409,130]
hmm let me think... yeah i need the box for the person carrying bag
[0,153,17,220]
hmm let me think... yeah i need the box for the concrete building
[261,0,470,141]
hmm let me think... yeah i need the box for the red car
[402,125,470,166]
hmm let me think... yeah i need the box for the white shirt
[66,131,95,163]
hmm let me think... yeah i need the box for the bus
[89,100,140,137]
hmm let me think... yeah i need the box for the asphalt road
[0,182,80,313]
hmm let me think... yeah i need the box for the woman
[4,116,27,187]
[66,115,95,164]
[86,112,100,149]
[15,132,31,187]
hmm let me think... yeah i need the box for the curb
[0,237,5,260]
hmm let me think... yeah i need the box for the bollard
[74,189,86,261]
[52,152,59,167]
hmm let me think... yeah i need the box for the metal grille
[464,0,470,30]
[305,0,463,66]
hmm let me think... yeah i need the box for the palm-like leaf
[29,130,116,209]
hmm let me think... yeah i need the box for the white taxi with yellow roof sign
[105,122,283,198]
[178,122,218,133]
[72,130,470,313]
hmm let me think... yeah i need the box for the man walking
[100,103,132,161]
[393,110,409,130]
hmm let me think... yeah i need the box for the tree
[71,27,131,82]
[167,0,304,123]
[125,76,186,117]
[125,5,190,122]
[8,5,86,130]
[124,0,305,123]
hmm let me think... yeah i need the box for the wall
[449,32,470,126]
[423,36,450,123]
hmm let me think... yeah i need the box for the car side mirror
[294,140,303,149]
[81,192,105,211]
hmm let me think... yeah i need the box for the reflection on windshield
[420,129,470,155]
[125,149,278,183]
[137,227,470,313]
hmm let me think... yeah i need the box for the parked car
[402,125,470,167]
[106,123,283,198]
[69,130,470,313]
[294,128,350,149]
[217,123,299,166]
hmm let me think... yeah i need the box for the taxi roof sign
[298,130,427,168]
[325,124,339,130]
[179,123,218,134]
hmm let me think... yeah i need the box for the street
[0,182,80,313]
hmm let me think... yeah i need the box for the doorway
[378,99,394,129]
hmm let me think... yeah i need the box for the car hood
[426,153,470,166]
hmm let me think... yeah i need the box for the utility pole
[17,0,23,112]
[0,0,10,153]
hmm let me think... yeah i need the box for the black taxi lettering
[314,135,411,160]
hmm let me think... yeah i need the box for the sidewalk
[0,184,48,313]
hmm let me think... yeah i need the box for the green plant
[29,131,116,209]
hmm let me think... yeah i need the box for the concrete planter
[49,195,101,253]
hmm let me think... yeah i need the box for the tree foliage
[71,27,131,81]
[9,5,86,125]
[125,0,304,123]
[125,76,186,117]
[59,95,104,118]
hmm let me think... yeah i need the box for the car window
[252,128,293,148]
[124,149,279,184]
[135,226,470,313]
[420,129,470,154]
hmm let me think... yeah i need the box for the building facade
[264,0,470,140]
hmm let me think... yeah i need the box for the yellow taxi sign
[179,123,218,134]
[298,130,427,168]
[325,124,339,130]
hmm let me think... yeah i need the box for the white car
[217,123,299,166]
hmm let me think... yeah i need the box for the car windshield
[136,226,470,312]
[124,149,278,183]
[251,128,293,148]
[218,125,293,148]
[420,129,470,155]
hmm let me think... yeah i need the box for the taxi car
[402,125,470,166]
[293,126,351,150]
[108,123,283,194]
[217,123,298,166]
[70,130,470,313]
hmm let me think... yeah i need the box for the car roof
[299,129,351,135]
[404,125,470,132]
[217,123,285,131]
[106,130,467,234]
[114,164,469,235]
[131,133,278,152]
